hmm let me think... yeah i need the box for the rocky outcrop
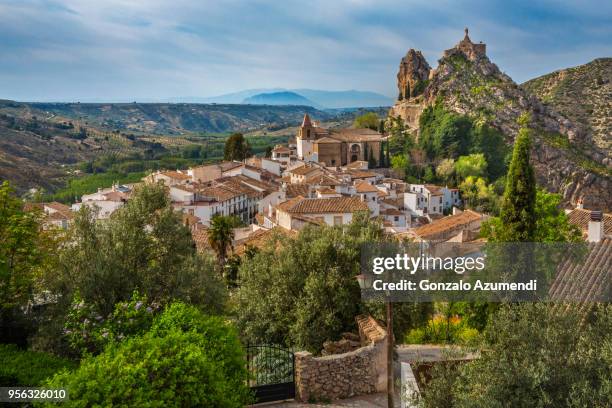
[397,49,430,100]
[389,30,612,210]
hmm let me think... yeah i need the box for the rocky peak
[390,30,611,210]
[397,49,430,101]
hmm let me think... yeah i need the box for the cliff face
[389,31,612,210]
[397,49,431,100]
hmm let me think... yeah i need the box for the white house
[271,196,369,231]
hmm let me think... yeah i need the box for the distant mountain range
[242,91,321,108]
[170,88,394,108]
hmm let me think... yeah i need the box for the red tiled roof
[414,210,483,239]
[355,181,379,193]
[549,239,611,307]
[567,208,612,235]
[278,196,369,214]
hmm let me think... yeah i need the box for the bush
[43,303,252,407]
[0,344,75,386]
[63,292,160,357]
[403,316,480,345]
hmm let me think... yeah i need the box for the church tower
[297,113,315,161]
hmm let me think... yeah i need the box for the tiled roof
[381,208,404,216]
[347,169,378,179]
[355,181,379,193]
[102,191,129,202]
[424,184,444,195]
[382,198,403,208]
[567,208,612,235]
[414,209,483,239]
[45,202,72,213]
[272,146,291,153]
[317,188,338,195]
[314,137,342,144]
[191,225,210,253]
[346,161,368,169]
[285,184,311,198]
[199,185,243,202]
[234,228,298,256]
[549,239,611,306]
[289,165,321,176]
[329,128,384,142]
[304,174,341,186]
[278,196,368,214]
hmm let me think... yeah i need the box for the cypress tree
[364,144,369,161]
[499,115,536,242]
[379,141,385,168]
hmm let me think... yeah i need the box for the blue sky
[0,0,610,102]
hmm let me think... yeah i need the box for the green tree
[207,215,239,267]
[44,303,251,407]
[353,112,379,130]
[470,124,509,181]
[533,190,581,242]
[454,154,487,181]
[414,304,612,408]
[494,114,536,242]
[0,181,42,311]
[224,133,251,161]
[436,158,455,184]
[41,183,226,332]
[235,214,386,351]
[459,176,496,212]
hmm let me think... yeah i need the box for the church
[296,114,385,167]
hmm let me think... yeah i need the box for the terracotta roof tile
[414,210,483,239]
[278,196,369,214]
[354,181,379,193]
[567,209,612,235]
[549,239,611,307]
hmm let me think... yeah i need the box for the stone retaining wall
[294,315,387,402]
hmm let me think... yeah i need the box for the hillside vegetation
[522,58,612,154]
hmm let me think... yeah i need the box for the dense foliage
[0,344,75,387]
[414,304,612,408]
[235,214,384,352]
[36,183,226,353]
[353,112,380,130]
[44,303,251,407]
[224,132,252,161]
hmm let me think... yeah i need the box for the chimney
[587,211,604,243]
[576,197,584,210]
[452,207,463,216]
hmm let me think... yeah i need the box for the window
[394,216,399,221]
[372,196,376,202]
[333,216,343,226]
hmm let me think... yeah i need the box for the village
[33,112,609,257]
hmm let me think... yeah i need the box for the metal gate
[246,345,295,403]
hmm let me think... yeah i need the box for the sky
[0,0,610,102]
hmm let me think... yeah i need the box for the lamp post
[356,274,394,408]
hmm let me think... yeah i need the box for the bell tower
[297,113,315,161]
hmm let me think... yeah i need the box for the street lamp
[356,273,394,408]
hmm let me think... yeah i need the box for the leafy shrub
[0,344,75,386]
[63,291,160,356]
[403,316,480,345]
[44,303,252,407]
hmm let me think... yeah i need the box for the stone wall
[294,315,387,402]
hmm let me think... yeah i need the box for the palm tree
[207,215,235,266]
